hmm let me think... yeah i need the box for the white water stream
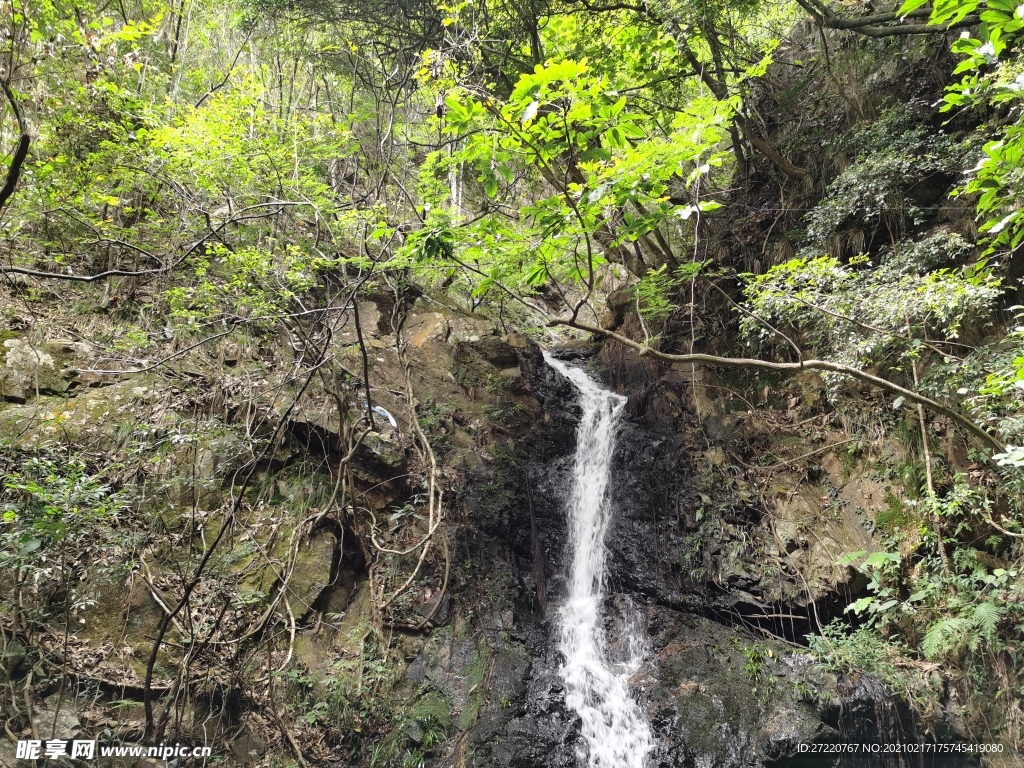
[544,352,654,768]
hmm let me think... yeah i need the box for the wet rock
[643,612,913,767]
[447,343,936,768]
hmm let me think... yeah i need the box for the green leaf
[922,617,970,658]
[896,0,931,17]
[864,551,901,568]
[525,264,547,286]
[837,550,868,566]
[18,537,42,555]
[846,596,875,615]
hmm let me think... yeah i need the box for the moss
[876,492,911,534]
[410,691,452,730]
[457,638,491,731]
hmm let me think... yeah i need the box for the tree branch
[839,16,978,35]
[0,202,305,282]
[0,80,31,216]
[676,41,812,182]
[548,316,1004,454]
[793,0,978,36]
[0,265,170,283]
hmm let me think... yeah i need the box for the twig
[759,437,861,470]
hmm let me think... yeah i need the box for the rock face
[448,343,961,768]
[0,306,955,768]
[0,337,90,402]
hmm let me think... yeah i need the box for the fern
[922,617,970,659]
[973,601,1004,638]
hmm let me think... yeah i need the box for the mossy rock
[283,529,337,616]
[358,431,406,470]
[0,377,160,450]
[76,567,180,683]
[457,639,492,731]
[410,690,452,730]
[0,339,82,402]
[876,493,912,534]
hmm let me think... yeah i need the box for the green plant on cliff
[809,623,929,710]
[826,468,1024,738]
[283,627,401,753]
[0,452,128,625]
[805,110,976,251]
[2,454,125,554]
[898,0,1024,254]
[741,254,1002,375]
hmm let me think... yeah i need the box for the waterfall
[544,352,654,768]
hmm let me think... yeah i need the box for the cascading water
[544,352,654,768]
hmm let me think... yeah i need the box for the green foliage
[633,264,703,330]
[1,454,125,554]
[815,455,1024,739]
[733,640,779,700]
[824,495,1023,695]
[1,0,360,340]
[876,493,912,534]
[940,309,1024,447]
[837,550,903,620]
[0,451,129,624]
[805,110,975,251]
[402,53,730,305]
[741,253,1001,374]
[881,231,974,275]
[809,622,926,707]
[283,627,400,746]
[919,598,1007,661]
[898,0,1024,252]
[6,0,1024,755]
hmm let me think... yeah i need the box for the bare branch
[0,80,31,216]
[0,265,169,283]
[0,201,309,282]
[793,0,979,36]
[548,316,1004,454]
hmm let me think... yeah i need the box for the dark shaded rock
[603,287,635,330]
[417,591,451,626]
[449,344,949,768]
[466,336,520,368]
